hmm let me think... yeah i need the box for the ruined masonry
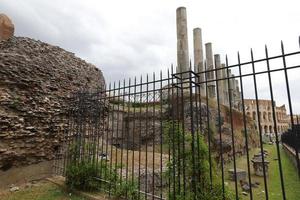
[176,7,241,109]
[176,7,189,77]
[0,36,106,170]
[193,28,206,96]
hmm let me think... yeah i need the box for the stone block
[228,168,247,181]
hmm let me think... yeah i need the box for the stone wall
[0,37,106,170]
[108,109,162,150]
[107,94,259,162]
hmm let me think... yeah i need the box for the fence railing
[53,38,300,200]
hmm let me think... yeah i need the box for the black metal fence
[282,124,300,152]
[53,38,300,200]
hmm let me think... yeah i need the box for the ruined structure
[176,7,189,76]
[176,7,242,108]
[193,28,205,96]
[244,99,290,134]
[220,63,229,105]
[0,36,106,171]
[205,43,216,99]
[0,14,14,41]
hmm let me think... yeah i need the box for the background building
[244,99,290,135]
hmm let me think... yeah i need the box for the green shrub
[113,180,140,200]
[65,141,140,199]
[66,160,99,191]
[163,121,233,200]
[65,141,115,192]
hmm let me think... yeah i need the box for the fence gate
[54,39,300,200]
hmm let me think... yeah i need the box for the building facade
[244,99,290,135]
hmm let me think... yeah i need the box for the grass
[0,181,85,200]
[223,144,300,200]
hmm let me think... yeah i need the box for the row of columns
[176,7,241,108]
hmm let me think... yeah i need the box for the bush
[66,160,99,191]
[65,141,117,192]
[163,121,233,200]
[65,141,140,199]
[113,180,140,200]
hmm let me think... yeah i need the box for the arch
[259,112,262,121]
[269,126,273,133]
[263,112,267,121]
[264,125,268,134]
[252,111,256,120]
[247,112,251,117]
[268,112,272,121]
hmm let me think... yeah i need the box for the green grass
[0,182,85,200]
[223,144,300,200]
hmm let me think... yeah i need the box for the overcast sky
[2,0,300,113]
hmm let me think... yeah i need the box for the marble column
[176,7,189,76]
[193,28,205,96]
[235,79,241,110]
[229,73,236,107]
[214,54,224,104]
[221,63,229,106]
[205,43,216,99]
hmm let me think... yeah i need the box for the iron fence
[53,38,300,200]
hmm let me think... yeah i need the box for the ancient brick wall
[0,37,106,170]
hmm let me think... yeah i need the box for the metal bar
[108,82,116,196]
[132,77,137,185]
[282,40,300,178]
[179,66,186,198]
[237,52,254,200]
[193,63,202,187]
[104,84,111,188]
[166,68,172,200]
[145,74,149,200]
[152,72,156,200]
[251,49,269,200]
[204,61,213,188]
[265,45,286,199]
[98,88,106,191]
[120,79,126,184]
[171,66,176,200]
[188,66,197,200]
[125,78,131,199]
[214,55,226,199]
[225,56,239,200]
[138,75,143,200]
[159,70,164,200]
